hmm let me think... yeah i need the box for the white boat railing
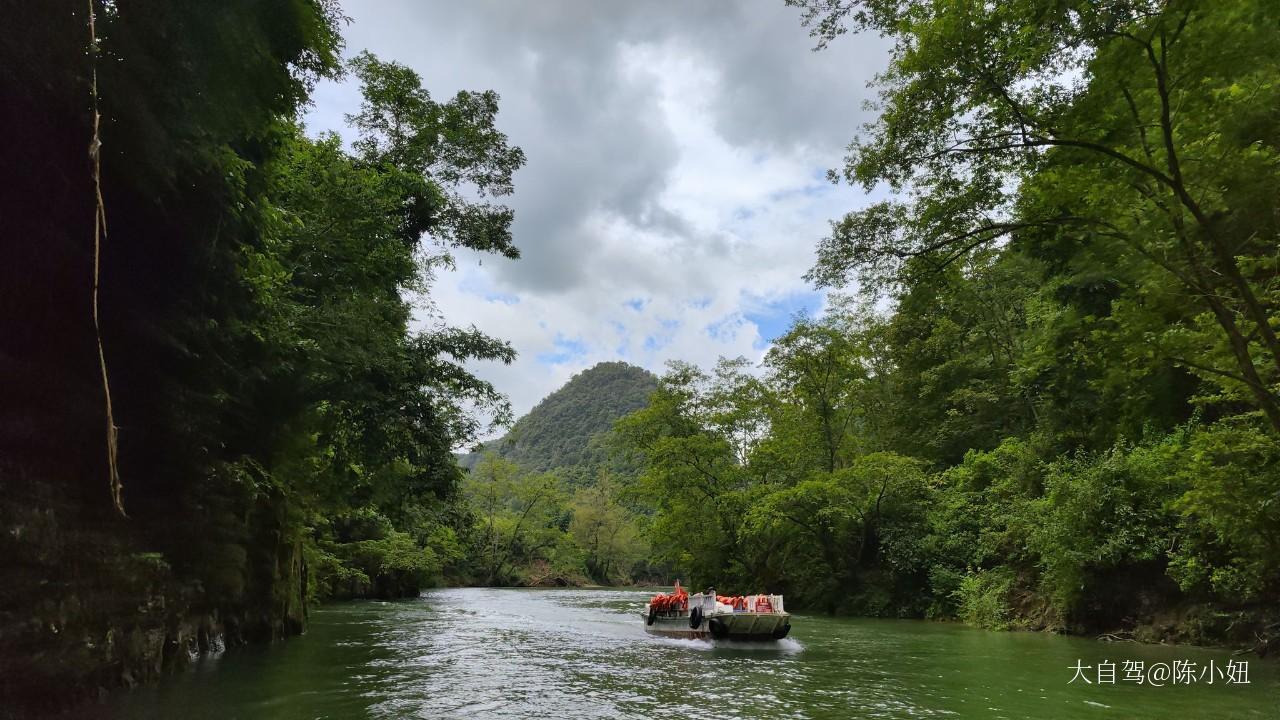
[648,591,787,616]
[693,592,786,614]
[690,593,716,615]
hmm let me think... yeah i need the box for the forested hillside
[460,362,657,482]
[1,2,521,712]
[619,0,1280,651]
[449,363,659,587]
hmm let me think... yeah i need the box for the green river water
[105,588,1278,719]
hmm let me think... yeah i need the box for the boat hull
[641,611,791,641]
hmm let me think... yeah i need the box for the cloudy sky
[305,0,890,430]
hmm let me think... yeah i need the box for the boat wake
[711,637,804,653]
[649,635,804,654]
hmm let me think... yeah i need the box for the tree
[244,53,525,601]
[614,361,769,590]
[765,313,868,472]
[463,455,568,585]
[347,51,526,259]
[569,475,645,583]
[791,0,1280,432]
[744,452,929,611]
[3,0,347,705]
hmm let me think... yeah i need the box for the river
[105,587,1278,719]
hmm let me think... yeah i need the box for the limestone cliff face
[0,482,310,717]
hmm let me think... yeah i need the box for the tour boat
[641,581,791,641]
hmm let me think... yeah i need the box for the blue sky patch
[704,314,743,342]
[459,273,519,305]
[743,289,825,345]
[536,335,588,365]
[484,291,520,305]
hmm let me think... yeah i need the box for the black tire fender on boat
[709,617,728,639]
[688,606,702,629]
[646,611,656,626]
[771,622,791,640]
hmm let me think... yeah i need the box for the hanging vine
[87,0,124,516]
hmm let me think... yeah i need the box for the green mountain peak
[460,361,657,482]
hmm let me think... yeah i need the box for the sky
[304,0,891,430]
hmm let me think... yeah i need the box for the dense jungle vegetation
[453,362,660,586]
[2,0,531,709]
[615,0,1280,649]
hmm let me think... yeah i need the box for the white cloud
[305,0,889,439]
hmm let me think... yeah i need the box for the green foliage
[1030,443,1181,617]
[881,254,1042,462]
[605,0,1273,643]
[796,0,1280,431]
[347,51,525,259]
[447,363,659,587]
[615,359,767,591]
[232,53,526,602]
[462,362,658,484]
[1167,423,1280,602]
[308,509,461,600]
[569,476,645,584]
[954,568,1016,631]
[625,0,1280,616]
[3,6,530,705]
[617,340,937,610]
[458,455,584,586]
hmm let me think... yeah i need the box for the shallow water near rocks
[106,587,1279,719]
